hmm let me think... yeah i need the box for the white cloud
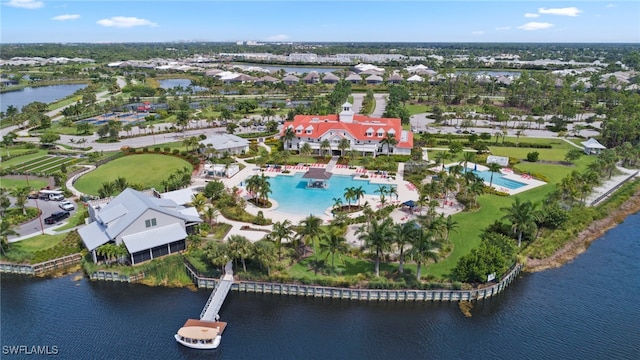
[524,13,540,18]
[52,14,80,21]
[4,0,44,9]
[97,16,158,28]
[495,26,511,31]
[538,7,582,16]
[471,31,484,36]
[518,22,554,31]
[605,4,617,8]
[266,34,289,41]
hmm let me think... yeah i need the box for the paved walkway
[585,166,639,206]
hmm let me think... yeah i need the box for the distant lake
[157,79,207,92]
[0,84,87,113]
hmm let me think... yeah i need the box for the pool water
[257,173,395,216]
[472,170,526,189]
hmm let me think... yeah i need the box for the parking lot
[10,197,79,239]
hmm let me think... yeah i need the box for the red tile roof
[282,114,413,149]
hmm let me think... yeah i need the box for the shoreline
[525,186,640,273]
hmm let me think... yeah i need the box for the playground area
[77,112,146,126]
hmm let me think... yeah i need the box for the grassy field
[0,177,48,190]
[406,104,432,115]
[0,150,49,170]
[7,233,67,254]
[73,154,192,195]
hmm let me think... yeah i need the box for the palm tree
[297,215,322,256]
[357,217,394,277]
[375,185,389,208]
[500,197,540,247]
[379,133,397,156]
[205,241,230,273]
[338,138,351,156]
[9,186,30,215]
[253,240,277,276]
[393,220,419,273]
[387,186,398,201]
[320,230,348,268]
[270,219,293,260]
[460,151,476,173]
[353,186,365,206]
[257,174,272,206]
[332,197,343,213]
[190,193,208,214]
[434,151,449,169]
[282,127,296,150]
[299,142,312,157]
[410,227,440,280]
[442,215,459,242]
[245,174,261,202]
[0,220,18,256]
[227,235,252,272]
[203,205,219,226]
[343,187,357,210]
[320,139,331,156]
[487,162,502,188]
[113,177,128,192]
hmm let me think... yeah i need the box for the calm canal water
[2,213,639,359]
[0,84,87,113]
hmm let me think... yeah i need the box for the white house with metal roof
[78,188,202,265]
[199,133,249,157]
[581,138,606,155]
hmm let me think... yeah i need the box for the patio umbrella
[474,163,477,171]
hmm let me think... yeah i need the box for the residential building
[199,134,250,157]
[78,188,202,265]
[281,102,413,157]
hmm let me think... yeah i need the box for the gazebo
[580,138,606,155]
[302,168,333,189]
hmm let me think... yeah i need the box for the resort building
[199,134,250,157]
[281,102,413,157]
[78,188,202,265]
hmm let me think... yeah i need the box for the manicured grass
[0,151,49,170]
[73,154,193,195]
[489,147,571,162]
[54,207,88,232]
[406,104,431,115]
[0,177,48,190]
[9,233,67,253]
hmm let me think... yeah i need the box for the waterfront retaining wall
[184,261,523,302]
[89,271,145,283]
[0,253,82,276]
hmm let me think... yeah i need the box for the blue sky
[2,1,639,43]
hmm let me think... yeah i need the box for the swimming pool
[257,173,395,216]
[472,170,526,189]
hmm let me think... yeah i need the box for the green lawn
[0,150,49,171]
[9,233,67,253]
[406,104,432,115]
[73,154,193,195]
[0,177,48,190]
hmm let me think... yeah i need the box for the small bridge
[200,261,234,321]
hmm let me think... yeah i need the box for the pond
[0,83,87,113]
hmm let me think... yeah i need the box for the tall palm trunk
[398,246,405,273]
[416,261,422,280]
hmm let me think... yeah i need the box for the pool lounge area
[444,162,546,195]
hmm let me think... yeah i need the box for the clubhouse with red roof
[281,102,413,157]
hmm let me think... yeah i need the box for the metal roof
[122,223,187,254]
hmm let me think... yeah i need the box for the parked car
[59,200,75,211]
[49,193,64,201]
[44,211,70,224]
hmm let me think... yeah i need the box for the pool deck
[442,162,546,195]
[219,160,421,226]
